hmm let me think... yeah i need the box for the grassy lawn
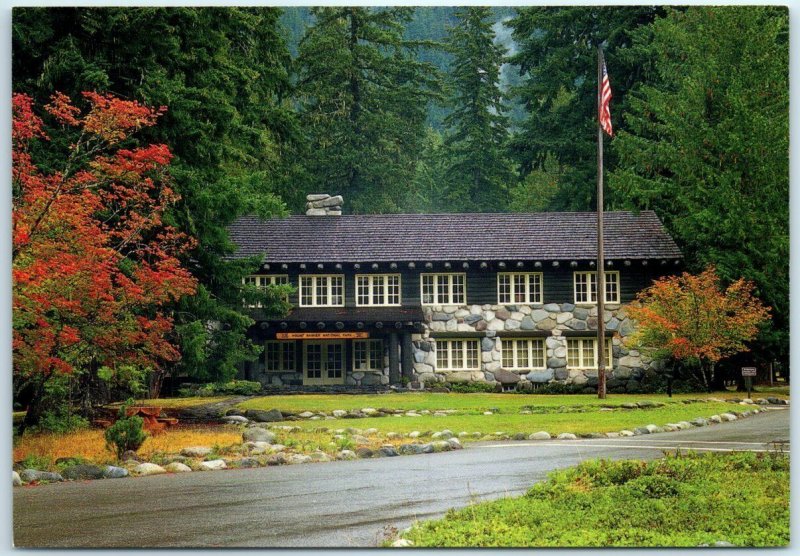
[400,451,789,547]
[235,391,775,414]
[282,401,743,437]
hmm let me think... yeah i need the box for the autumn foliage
[626,267,770,389]
[12,91,197,429]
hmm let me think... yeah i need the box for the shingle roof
[228,211,682,263]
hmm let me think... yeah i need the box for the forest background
[11,6,788,415]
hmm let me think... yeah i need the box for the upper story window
[299,274,344,307]
[498,272,543,305]
[435,339,479,371]
[242,274,289,308]
[573,271,620,304]
[421,273,466,305]
[501,338,545,370]
[353,339,384,371]
[566,337,613,369]
[356,274,401,306]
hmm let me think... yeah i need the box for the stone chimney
[305,194,343,216]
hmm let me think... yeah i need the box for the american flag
[599,61,613,136]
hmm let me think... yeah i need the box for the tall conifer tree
[442,7,514,212]
[296,7,440,214]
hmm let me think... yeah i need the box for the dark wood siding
[252,263,680,311]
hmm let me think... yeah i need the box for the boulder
[337,450,357,460]
[356,447,374,459]
[446,438,463,450]
[222,415,249,424]
[165,462,192,473]
[288,454,312,464]
[633,427,651,435]
[332,409,348,418]
[242,428,277,444]
[131,463,166,476]
[20,469,64,483]
[12,471,22,487]
[237,458,260,468]
[309,451,331,462]
[180,446,212,458]
[557,433,577,440]
[246,409,284,423]
[529,431,551,440]
[398,444,425,455]
[378,447,399,457]
[430,441,452,452]
[619,430,634,437]
[266,453,288,466]
[103,465,129,479]
[690,418,708,427]
[62,464,106,481]
[199,459,227,471]
[721,413,737,422]
[493,369,521,384]
[512,432,528,440]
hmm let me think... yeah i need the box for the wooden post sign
[276,332,369,340]
[741,367,757,377]
[742,367,757,399]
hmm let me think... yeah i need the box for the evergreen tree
[441,7,514,212]
[296,7,441,214]
[611,7,789,369]
[13,7,299,384]
[506,6,664,210]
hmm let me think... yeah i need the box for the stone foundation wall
[413,303,663,391]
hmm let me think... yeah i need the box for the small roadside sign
[741,367,757,377]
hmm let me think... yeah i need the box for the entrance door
[303,341,345,385]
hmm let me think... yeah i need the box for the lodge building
[229,194,683,392]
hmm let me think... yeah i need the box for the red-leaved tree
[625,266,770,391]
[13,92,197,431]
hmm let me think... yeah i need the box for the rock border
[14,402,779,488]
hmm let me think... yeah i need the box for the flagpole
[596,46,607,400]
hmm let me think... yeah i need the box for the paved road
[13,408,789,548]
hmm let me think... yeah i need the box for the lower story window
[265,340,295,372]
[354,339,384,371]
[435,339,479,371]
[566,338,613,369]
[501,338,545,370]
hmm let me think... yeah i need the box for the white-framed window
[355,274,401,306]
[353,339,384,371]
[242,274,289,308]
[501,338,546,370]
[498,272,543,304]
[566,337,613,369]
[573,271,620,304]
[265,340,295,372]
[421,273,466,305]
[435,339,479,371]
[299,275,344,307]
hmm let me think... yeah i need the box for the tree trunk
[18,379,47,435]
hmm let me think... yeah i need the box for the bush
[36,410,90,434]
[178,380,262,397]
[104,400,148,459]
[446,382,496,393]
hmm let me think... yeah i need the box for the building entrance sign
[276,332,369,340]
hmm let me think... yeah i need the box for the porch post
[401,332,413,381]
[389,333,400,384]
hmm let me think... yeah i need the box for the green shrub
[178,380,262,397]
[104,400,148,459]
[19,454,52,471]
[36,410,90,434]
[446,382,496,393]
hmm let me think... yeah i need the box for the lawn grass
[235,391,772,414]
[401,451,789,547]
[283,401,742,437]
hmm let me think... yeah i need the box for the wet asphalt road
[13,408,789,548]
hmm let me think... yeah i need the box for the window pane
[357,276,369,305]
[422,275,434,304]
[583,340,595,368]
[531,274,542,303]
[501,339,513,367]
[605,272,619,303]
[517,340,529,368]
[451,275,465,304]
[466,340,478,369]
[451,341,463,368]
[437,276,448,304]
[531,339,544,368]
[436,341,447,369]
[567,339,580,368]
[498,274,511,304]
[300,277,313,306]
[306,344,322,378]
[514,275,526,303]
[331,276,343,305]
[370,340,383,370]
